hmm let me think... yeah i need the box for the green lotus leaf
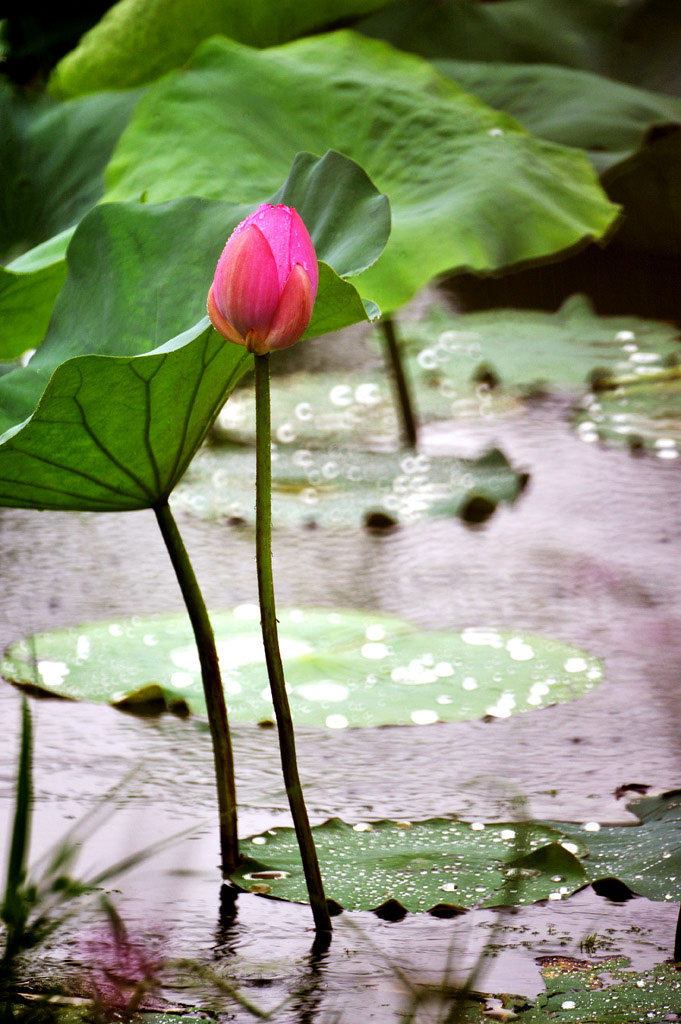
[175,444,523,527]
[1,609,604,726]
[0,151,389,511]
[551,790,681,904]
[0,82,142,263]
[574,369,681,458]
[358,0,681,94]
[49,0,395,96]
[231,816,589,913]
[399,295,681,396]
[102,31,619,315]
[433,60,681,176]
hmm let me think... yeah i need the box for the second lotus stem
[254,352,332,934]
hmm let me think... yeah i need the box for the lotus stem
[381,316,418,448]
[254,352,332,934]
[154,499,239,875]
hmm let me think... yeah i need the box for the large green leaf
[231,817,589,913]
[358,0,681,94]
[0,151,389,511]
[0,149,387,372]
[1,609,604,726]
[433,60,681,176]
[102,32,619,314]
[0,82,142,263]
[49,0,395,96]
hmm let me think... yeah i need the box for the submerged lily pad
[175,444,523,527]
[233,816,589,913]
[400,296,681,396]
[575,370,681,458]
[1,610,603,727]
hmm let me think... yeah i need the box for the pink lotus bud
[207,203,319,355]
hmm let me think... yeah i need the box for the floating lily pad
[1,609,603,727]
[519,957,681,1023]
[175,444,523,527]
[550,791,681,904]
[400,296,681,396]
[575,370,681,458]
[232,816,589,913]
[102,31,618,314]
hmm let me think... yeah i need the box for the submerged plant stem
[254,353,332,934]
[381,316,418,448]
[154,499,239,875]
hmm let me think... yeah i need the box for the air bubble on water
[292,448,313,468]
[295,402,313,422]
[326,714,349,729]
[322,460,339,479]
[355,383,381,406]
[330,384,353,407]
[655,438,677,449]
[411,709,439,725]
[276,422,296,444]
[417,348,438,370]
[38,660,69,687]
[657,448,679,460]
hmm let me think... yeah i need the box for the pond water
[1,308,680,1020]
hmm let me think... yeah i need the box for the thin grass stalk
[154,499,239,874]
[254,352,331,934]
[381,316,418,448]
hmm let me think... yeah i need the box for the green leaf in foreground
[102,31,619,314]
[232,817,589,912]
[1,609,604,727]
[0,151,388,511]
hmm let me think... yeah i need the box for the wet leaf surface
[575,371,681,458]
[102,32,618,314]
[232,816,589,913]
[1,609,603,727]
